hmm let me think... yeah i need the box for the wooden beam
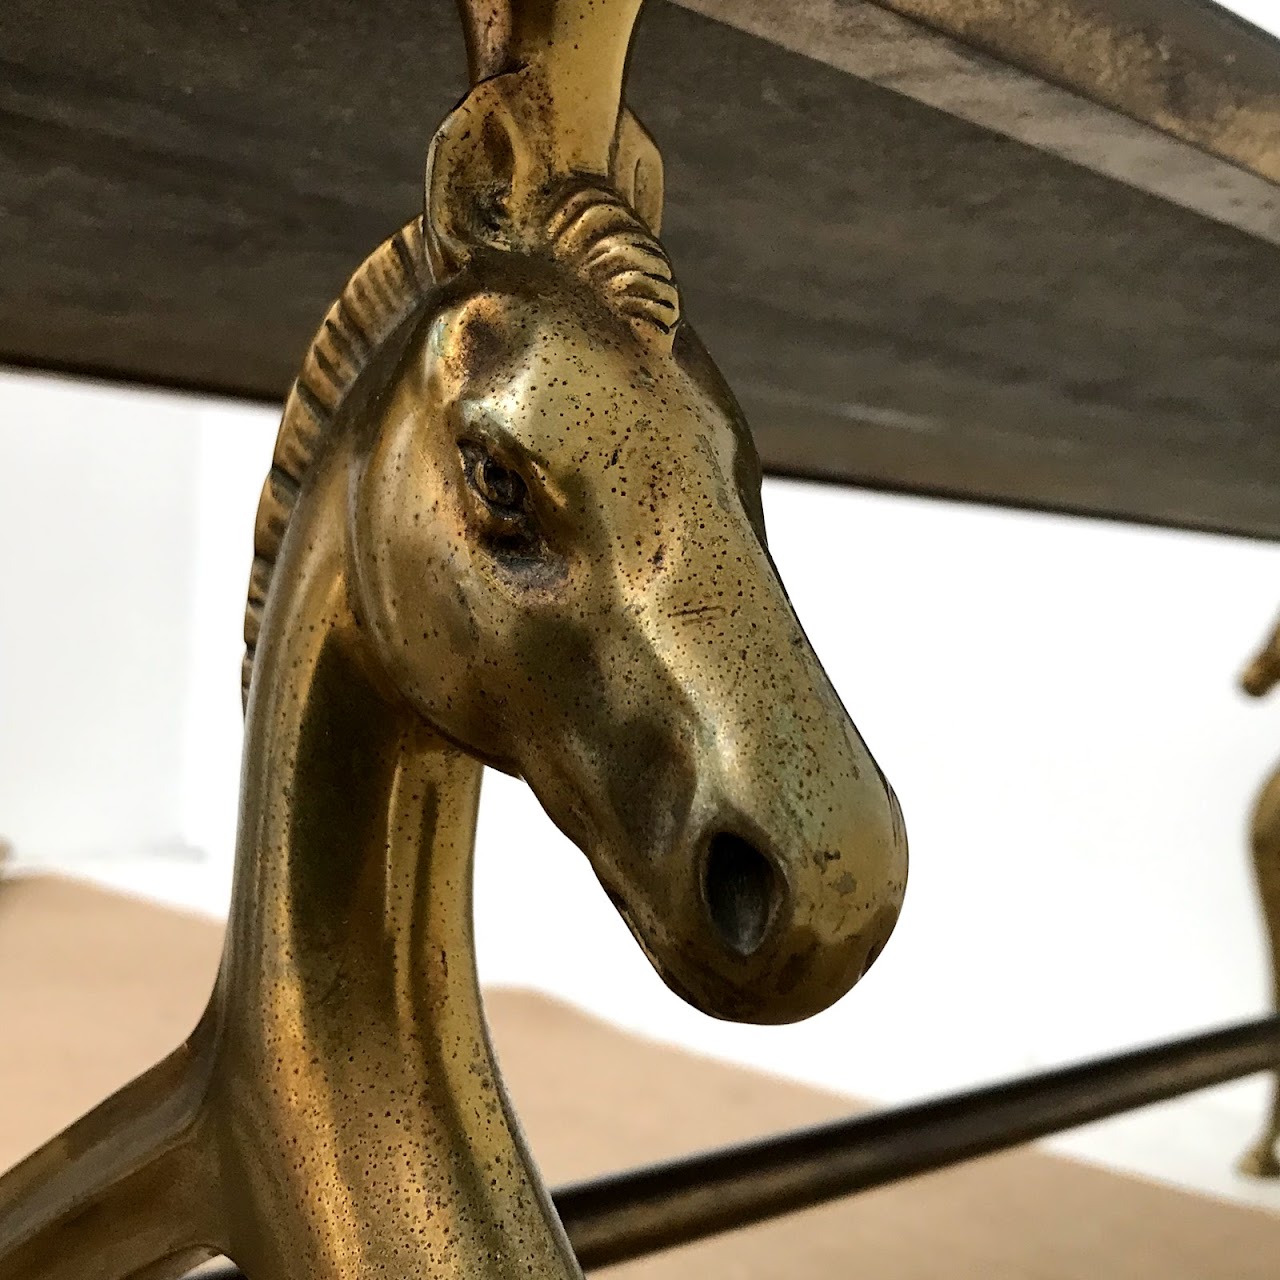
[5,1,1280,536]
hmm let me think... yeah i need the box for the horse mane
[544,185,679,334]
[241,217,431,707]
[242,188,681,709]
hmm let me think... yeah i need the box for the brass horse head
[0,8,909,1280]
[241,30,906,1025]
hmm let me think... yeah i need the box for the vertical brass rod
[193,1015,1280,1277]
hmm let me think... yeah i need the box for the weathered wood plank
[690,0,1280,245]
[3,0,1280,537]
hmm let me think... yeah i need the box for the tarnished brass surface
[0,2,907,1277]
[199,1014,1280,1280]
[1239,624,1280,1178]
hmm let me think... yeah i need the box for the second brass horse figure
[0,2,907,1277]
[1239,620,1280,1178]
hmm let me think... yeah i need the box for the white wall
[177,399,277,875]
[0,373,203,860]
[1227,0,1280,35]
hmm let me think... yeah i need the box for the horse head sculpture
[0,2,907,1277]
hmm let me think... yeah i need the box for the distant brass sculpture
[1239,622,1280,1178]
[0,2,907,1276]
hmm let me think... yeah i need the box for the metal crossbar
[192,1015,1280,1276]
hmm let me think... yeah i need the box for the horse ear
[424,69,665,281]
[424,81,532,281]
[614,110,664,236]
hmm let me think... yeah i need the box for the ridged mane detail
[544,185,680,335]
[242,217,431,708]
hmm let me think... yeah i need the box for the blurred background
[5,0,1280,1223]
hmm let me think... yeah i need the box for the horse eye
[463,445,527,515]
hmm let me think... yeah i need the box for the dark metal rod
[559,1014,1280,1267]
[194,1015,1280,1276]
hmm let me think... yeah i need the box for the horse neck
[210,447,579,1279]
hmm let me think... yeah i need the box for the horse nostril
[702,832,779,957]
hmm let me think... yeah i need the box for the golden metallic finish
[1239,622,1280,1178]
[0,2,907,1276]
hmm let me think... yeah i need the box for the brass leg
[1239,766,1280,1178]
[0,1039,223,1280]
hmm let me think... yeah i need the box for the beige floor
[3,872,1280,1277]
